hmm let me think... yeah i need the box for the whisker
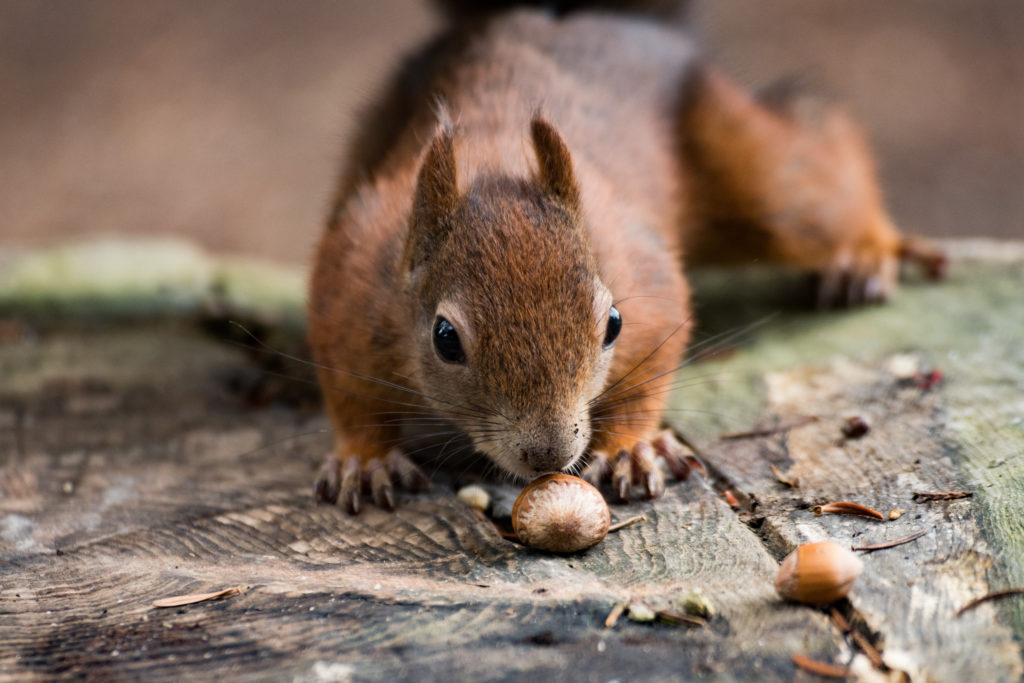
[592,315,774,410]
[590,317,694,406]
[590,372,730,415]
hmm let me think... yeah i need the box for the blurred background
[2,0,1022,266]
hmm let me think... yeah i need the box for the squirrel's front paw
[582,430,700,503]
[314,449,430,514]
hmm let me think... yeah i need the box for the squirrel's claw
[386,449,431,493]
[581,450,612,487]
[652,430,703,481]
[810,252,897,309]
[313,448,429,514]
[366,457,394,511]
[585,440,667,503]
[339,455,363,514]
[632,441,665,500]
[314,452,342,504]
[612,449,633,502]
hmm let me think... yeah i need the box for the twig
[814,501,885,521]
[912,490,972,502]
[720,415,818,440]
[604,601,627,628]
[852,528,928,552]
[955,588,1024,618]
[791,654,850,678]
[608,514,647,533]
[829,608,850,633]
[850,630,884,669]
[152,585,246,608]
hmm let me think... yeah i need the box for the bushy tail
[432,0,690,23]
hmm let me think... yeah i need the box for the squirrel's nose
[522,447,573,473]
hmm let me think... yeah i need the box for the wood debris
[608,514,647,533]
[813,501,885,521]
[769,464,798,487]
[676,590,715,620]
[915,368,944,391]
[654,608,706,628]
[791,654,850,678]
[850,630,885,669]
[840,415,871,439]
[912,490,972,502]
[152,585,246,608]
[830,606,885,671]
[719,415,818,441]
[626,599,656,622]
[955,588,1024,618]
[604,601,627,628]
[829,608,851,633]
[851,528,928,552]
[608,598,709,629]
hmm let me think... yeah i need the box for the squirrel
[307,2,944,514]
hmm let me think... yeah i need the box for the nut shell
[775,541,864,605]
[512,474,610,552]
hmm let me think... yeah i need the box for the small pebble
[457,484,491,512]
[887,354,920,379]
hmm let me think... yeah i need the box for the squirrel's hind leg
[679,67,943,307]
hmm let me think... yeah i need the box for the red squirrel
[307,3,943,513]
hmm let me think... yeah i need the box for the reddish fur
[308,8,920,507]
[682,67,901,274]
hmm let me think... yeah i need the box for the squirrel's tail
[432,0,690,23]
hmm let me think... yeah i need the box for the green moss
[0,238,306,326]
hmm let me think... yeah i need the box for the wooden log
[1,239,1021,680]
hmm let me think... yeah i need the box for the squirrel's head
[403,115,618,479]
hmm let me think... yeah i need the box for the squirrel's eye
[603,306,622,350]
[433,317,466,364]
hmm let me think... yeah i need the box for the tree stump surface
[1,239,1022,682]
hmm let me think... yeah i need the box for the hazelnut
[775,541,864,605]
[512,474,610,552]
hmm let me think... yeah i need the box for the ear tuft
[530,115,581,213]
[414,126,458,221]
[406,125,458,271]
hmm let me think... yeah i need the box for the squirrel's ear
[530,116,581,214]
[407,127,458,270]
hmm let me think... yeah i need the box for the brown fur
[308,8,920,510]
